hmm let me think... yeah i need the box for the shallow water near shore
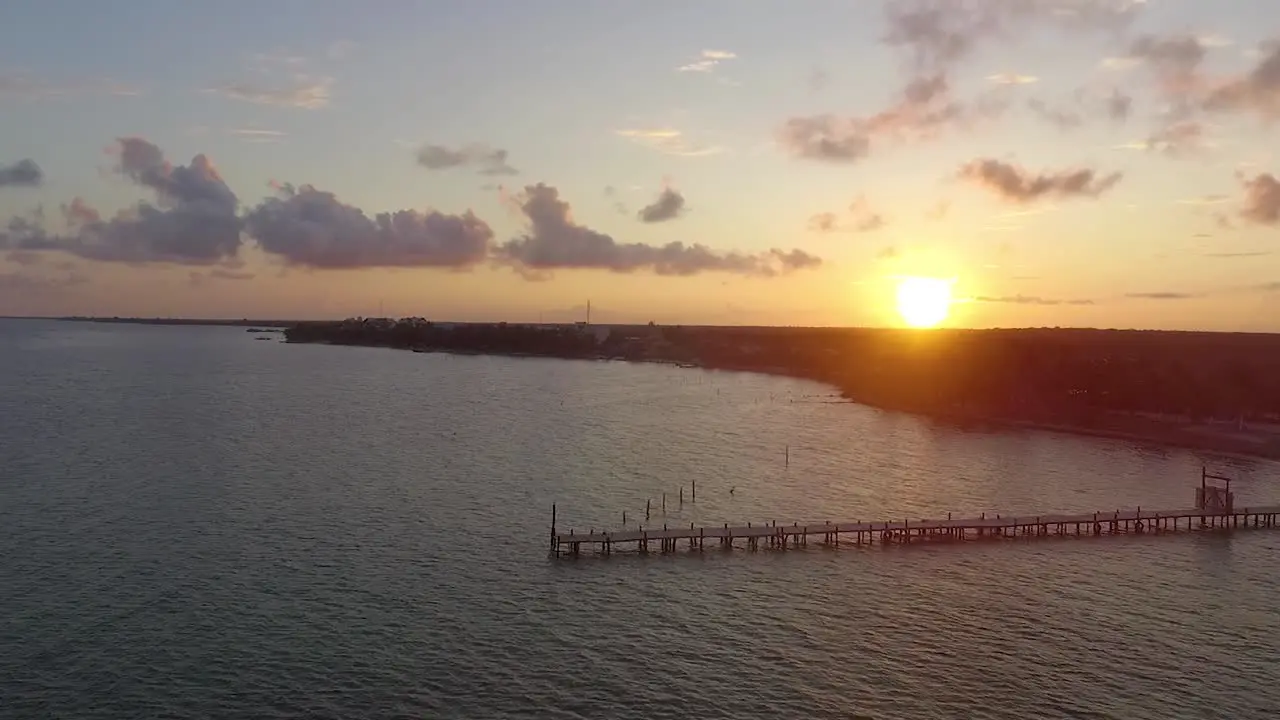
[3,319,1279,719]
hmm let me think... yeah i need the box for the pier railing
[551,505,1280,557]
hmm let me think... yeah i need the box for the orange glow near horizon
[895,276,955,329]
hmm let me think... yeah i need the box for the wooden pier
[551,470,1280,557]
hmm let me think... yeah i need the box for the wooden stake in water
[785,445,790,467]
[692,480,696,502]
[662,493,666,512]
[679,487,683,507]
[550,503,557,551]
[646,499,651,521]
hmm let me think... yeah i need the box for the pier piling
[552,507,1280,558]
[552,475,1260,559]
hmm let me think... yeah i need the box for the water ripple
[1,320,1279,719]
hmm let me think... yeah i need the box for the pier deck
[552,506,1280,556]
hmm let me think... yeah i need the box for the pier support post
[550,503,557,552]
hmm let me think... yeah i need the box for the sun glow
[895,276,954,328]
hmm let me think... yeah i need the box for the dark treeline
[62,317,295,328]
[285,318,1280,438]
[286,318,599,357]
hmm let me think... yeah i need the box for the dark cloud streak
[0,159,43,187]
[243,184,494,269]
[975,294,1096,306]
[637,188,687,223]
[1125,292,1197,300]
[0,138,243,265]
[1240,173,1280,225]
[495,183,821,278]
[778,73,998,163]
[958,158,1122,204]
[416,143,518,176]
[1204,41,1280,120]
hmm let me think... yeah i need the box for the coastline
[696,360,1280,463]
[292,338,1280,464]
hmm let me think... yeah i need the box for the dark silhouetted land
[57,316,295,328]
[282,318,1280,460]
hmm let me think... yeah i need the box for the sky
[2,0,1279,330]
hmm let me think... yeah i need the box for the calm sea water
[3,319,1279,719]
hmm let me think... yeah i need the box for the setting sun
[895,276,954,328]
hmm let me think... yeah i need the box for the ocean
[2,318,1278,719]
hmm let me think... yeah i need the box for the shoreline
[292,339,1280,464]
[698,361,1280,463]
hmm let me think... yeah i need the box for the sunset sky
[2,0,1279,329]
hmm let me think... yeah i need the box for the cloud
[1100,56,1141,71]
[242,183,493,269]
[974,294,1096,306]
[1240,172,1280,225]
[1118,120,1207,156]
[882,0,1144,73]
[1028,87,1132,130]
[61,197,100,225]
[416,143,518,175]
[115,137,238,209]
[1128,34,1208,102]
[779,73,999,163]
[807,195,886,233]
[228,128,287,142]
[958,158,1122,203]
[211,268,255,280]
[1204,41,1280,121]
[1178,193,1230,206]
[1027,98,1084,129]
[1125,291,1197,300]
[779,115,873,163]
[1106,89,1133,121]
[0,138,243,265]
[637,187,687,223]
[615,128,725,157]
[848,196,886,232]
[0,159,43,187]
[808,212,840,233]
[1206,251,1270,258]
[494,183,821,278]
[987,73,1038,85]
[190,268,256,286]
[603,186,629,215]
[677,49,737,73]
[208,76,332,109]
[0,72,141,101]
[0,269,89,295]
